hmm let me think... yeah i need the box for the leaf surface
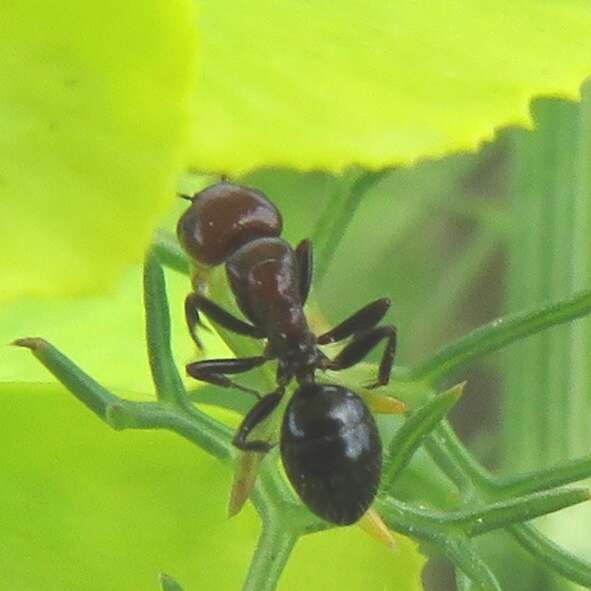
[0,1,198,300]
[0,384,425,591]
[193,0,591,173]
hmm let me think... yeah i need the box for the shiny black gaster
[281,384,382,525]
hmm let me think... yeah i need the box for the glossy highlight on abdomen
[280,384,382,525]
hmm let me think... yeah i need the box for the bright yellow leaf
[193,0,591,173]
[0,1,198,301]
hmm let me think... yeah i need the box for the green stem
[153,229,191,275]
[145,186,591,589]
[423,433,474,493]
[430,422,494,491]
[106,400,233,462]
[423,417,591,586]
[411,230,498,348]
[144,252,190,409]
[411,288,591,384]
[241,521,298,591]
[381,487,588,539]
[448,488,590,537]
[495,453,591,497]
[12,338,119,419]
[509,523,591,588]
[378,497,450,539]
[310,172,355,251]
[13,338,234,462]
[569,80,591,460]
[382,383,464,489]
[314,170,388,286]
[442,537,502,591]
[505,99,579,473]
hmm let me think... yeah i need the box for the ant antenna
[177,193,194,202]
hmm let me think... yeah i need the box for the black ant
[177,182,398,525]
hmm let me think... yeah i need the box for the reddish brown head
[177,182,283,267]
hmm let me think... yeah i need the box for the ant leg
[328,325,397,388]
[317,298,391,345]
[186,356,267,398]
[295,239,314,304]
[233,390,284,452]
[185,292,263,348]
[184,294,209,349]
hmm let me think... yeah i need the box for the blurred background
[240,87,591,590]
[1,86,590,590]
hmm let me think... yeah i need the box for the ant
[177,182,399,524]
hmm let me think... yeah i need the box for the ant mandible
[177,182,398,525]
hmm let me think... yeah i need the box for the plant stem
[106,400,234,462]
[505,99,580,470]
[144,251,190,409]
[313,170,388,287]
[422,420,591,586]
[509,523,591,588]
[411,288,591,385]
[569,81,591,457]
[382,383,464,489]
[153,229,191,275]
[12,337,119,419]
[442,537,501,591]
[412,230,498,348]
[495,453,591,498]
[241,521,298,591]
[429,422,494,491]
[13,338,234,462]
[448,488,590,537]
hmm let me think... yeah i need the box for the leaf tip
[10,337,47,351]
[160,573,184,591]
[452,381,467,397]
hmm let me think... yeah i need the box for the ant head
[177,182,283,267]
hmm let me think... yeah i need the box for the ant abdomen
[177,182,283,267]
[280,383,382,525]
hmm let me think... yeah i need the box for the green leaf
[0,384,426,591]
[283,529,425,591]
[193,1,591,173]
[0,261,235,396]
[0,1,198,301]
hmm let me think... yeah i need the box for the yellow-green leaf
[193,0,591,173]
[0,264,232,396]
[0,1,198,301]
[0,384,425,591]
